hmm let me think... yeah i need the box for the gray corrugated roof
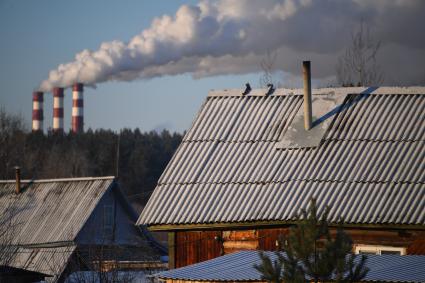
[8,245,76,279]
[140,182,423,225]
[155,250,425,282]
[138,87,425,227]
[0,177,114,278]
[0,177,115,245]
[0,176,166,280]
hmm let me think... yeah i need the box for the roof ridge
[181,139,425,143]
[158,179,424,186]
[208,86,425,97]
[0,176,116,184]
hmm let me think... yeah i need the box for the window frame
[354,244,406,255]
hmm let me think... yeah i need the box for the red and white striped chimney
[52,87,64,133]
[32,91,44,132]
[72,83,84,133]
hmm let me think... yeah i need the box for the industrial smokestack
[302,61,313,130]
[32,91,44,132]
[53,87,64,133]
[72,83,84,133]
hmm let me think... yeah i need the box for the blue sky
[0,0,260,132]
[1,0,424,133]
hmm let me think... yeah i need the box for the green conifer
[254,199,369,283]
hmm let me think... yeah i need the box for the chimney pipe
[32,91,44,132]
[15,166,21,194]
[72,83,84,133]
[302,61,313,130]
[52,87,64,133]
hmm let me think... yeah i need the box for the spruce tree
[254,199,368,283]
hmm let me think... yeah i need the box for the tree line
[0,109,182,205]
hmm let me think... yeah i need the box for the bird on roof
[266,83,275,96]
[242,83,251,95]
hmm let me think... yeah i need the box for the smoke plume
[39,0,425,91]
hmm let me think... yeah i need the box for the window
[354,244,406,255]
[103,204,114,236]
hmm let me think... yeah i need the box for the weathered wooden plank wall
[175,231,222,268]
[174,228,425,268]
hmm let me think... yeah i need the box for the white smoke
[39,0,425,91]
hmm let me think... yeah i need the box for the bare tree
[337,22,384,87]
[0,201,18,268]
[41,145,90,179]
[0,108,27,179]
[63,213,141,283]
[66,246,136,283]
[0,194,29,283]
[259,50,277,88]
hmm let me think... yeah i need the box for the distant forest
[0,109,183,206]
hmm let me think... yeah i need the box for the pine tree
[254,199,369,283]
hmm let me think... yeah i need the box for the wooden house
[137,86,425,268]
[0,176,166,282]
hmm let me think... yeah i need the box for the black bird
[242,83,251,95]
[266,83,275,96]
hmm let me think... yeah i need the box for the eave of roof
[146,220,425,232]
[0,176,115,184]
[6,245,77,277]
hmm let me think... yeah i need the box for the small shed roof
[156,250,425,283]
[6,245,76,279]
[0,176,165,278]
[0,177,115,245]
[138,87,425,228]
[0,177,115,277]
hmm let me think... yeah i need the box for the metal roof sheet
[138,87,425,226]
[155,250,425,283]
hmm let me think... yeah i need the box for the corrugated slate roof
[140,182,423,225]
[138,87,425,227]
[155,250,425,283]
[0,177,115,245]
[8,245,76,279]
[1,176,166,280]
[0,177,114,279]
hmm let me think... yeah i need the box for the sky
[0,0,424,133]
